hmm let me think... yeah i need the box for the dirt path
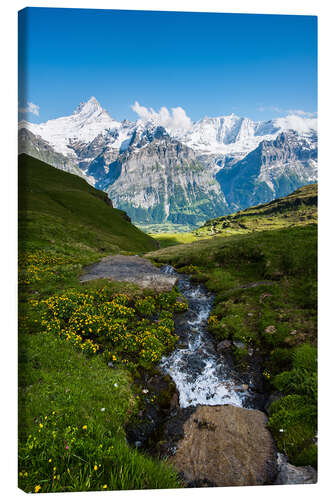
[80,254,177,292]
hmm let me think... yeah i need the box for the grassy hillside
[18,154,180,493]
[151,184,317,249]
[19,154,158,295]
[195,183,317,237]
[19,153,157,254]
[148,219,317,467]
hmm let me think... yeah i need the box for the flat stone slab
[80,255,177,292]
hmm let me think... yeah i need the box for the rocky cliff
[98,127,228,226]
[217,131,317,211]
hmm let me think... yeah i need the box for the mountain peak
[74,96,104,116]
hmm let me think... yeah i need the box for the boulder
[168,404,277,487]
[233,340,246,349]
[80,255,177,291]
[216,340,232,352]
[275,453,317,484]
[265,325,277,334]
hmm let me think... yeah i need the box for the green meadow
[18,154,181,493]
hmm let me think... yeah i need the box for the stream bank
[125,264,316,486]
[80,255,316,486]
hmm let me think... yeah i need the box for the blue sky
[18,8,317,124]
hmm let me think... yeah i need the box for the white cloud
[275,115,317,133]
[258,105,317,119]
[257,105,283,113]
[287,109,317,118]
[131,101,192,131]
[19,102,40,116]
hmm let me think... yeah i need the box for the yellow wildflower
[34,485,41,493]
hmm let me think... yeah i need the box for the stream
[129,264,315,485]
[160,265,256,409]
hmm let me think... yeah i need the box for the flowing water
[160,265,254,409]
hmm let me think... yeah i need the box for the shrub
[268,394,317,467]
[135,297,156,317]
[31,287,185,372]
[266,348,293,376]
[292,343,317,372]
[268,344,317,467]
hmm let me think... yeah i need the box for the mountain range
[18,97,317,230]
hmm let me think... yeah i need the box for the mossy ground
[18,155,181,493]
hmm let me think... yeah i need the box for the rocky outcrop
[18,127,94,184]
[168,405,277,487]
[80,255,177,292]
[275,453,317,484]
[101,128,229,226]
[217,131,317,212]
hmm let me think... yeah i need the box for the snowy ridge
[18,97,125,157]
[172,113,317,155]
[18,97,317,227]
[18,97,317,159]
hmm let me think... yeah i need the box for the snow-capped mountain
[18,127,95,185]
[173,113,317,155]
[18,97,318,227]
[19,96,317,160]
[216,130,317,212]
[18,97,134,158]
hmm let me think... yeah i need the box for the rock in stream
[168,404,277,487]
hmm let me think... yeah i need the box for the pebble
[265,325,277,334]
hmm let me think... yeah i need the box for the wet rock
[184,354,206,375]
[80,254,177,291]
[168,405,277,486]
[169,392,180,410]
[126,402,160,449]
[275,453,317,484]
[147,374,178,410]
[233,340,246,349]
[216,340,232,352]
[126,373,179,452]
[264,392,283,415]
[186,478,217,488]
[159,407,196,457]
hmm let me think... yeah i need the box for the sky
[18,8,317,124]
